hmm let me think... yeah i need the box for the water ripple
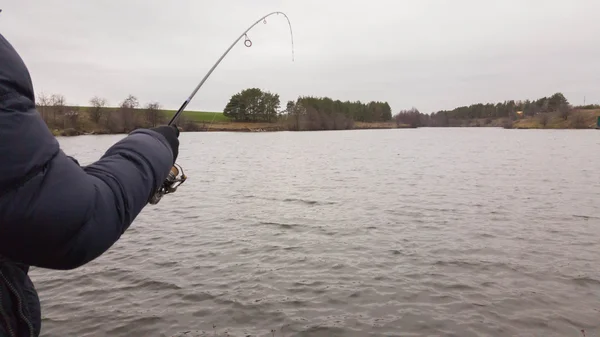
[32,130,600,337]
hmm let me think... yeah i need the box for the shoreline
[49,110,599,137]
[51,120,597,137]
[51,121,409,136]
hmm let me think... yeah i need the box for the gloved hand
[150,125,180,164]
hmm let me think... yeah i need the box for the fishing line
[150,11,295,205]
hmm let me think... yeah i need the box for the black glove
[150,125,179,164]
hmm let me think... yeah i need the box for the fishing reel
[149,163,187,205]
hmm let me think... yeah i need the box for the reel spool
[149,163,187,205]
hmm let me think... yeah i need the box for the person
[0,32,180,337]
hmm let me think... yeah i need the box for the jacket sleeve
[0,118,174,270]
[0,33,174,270]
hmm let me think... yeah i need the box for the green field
[71,106,229,123]
[63,105,230,124]
[161,110,230,123]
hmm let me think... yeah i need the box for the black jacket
[0,33,174,336]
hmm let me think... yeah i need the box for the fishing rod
[149,11,295,205]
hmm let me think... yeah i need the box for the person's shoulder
[0,33,35,103]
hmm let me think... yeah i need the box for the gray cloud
[1,0,599,113]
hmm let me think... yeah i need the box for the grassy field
[64,105,229,123]
[161,110,229,123]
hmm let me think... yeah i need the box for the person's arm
[1,127,177,270]
[0,33,178,269]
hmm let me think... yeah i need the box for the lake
[31,128,600,336]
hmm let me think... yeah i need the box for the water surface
[32,128,600,336]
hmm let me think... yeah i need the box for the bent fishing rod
[149,11,295,205]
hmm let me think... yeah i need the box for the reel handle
[167,165,179,181]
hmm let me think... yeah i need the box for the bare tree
[49,94,66,127]
[36,92,51,123]
[306,106,322,130]
[89,96,107,124]
[144,101,162,127]
[538,113,550,127]
[394,107,421,128]
[119,94,139,131]
[559,103,572,120]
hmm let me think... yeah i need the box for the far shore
[51,121,410,136]
[37,90,599,137]
[46,107,599,137]
[51,118,599,137]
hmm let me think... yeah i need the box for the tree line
[433,92,571,120]
[283,97,392,131]
[223,88,393,130]
[36,88,396,135]
[393,92,590,128]
[35,89,594,134]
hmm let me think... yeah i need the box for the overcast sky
[1,0,599,113]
